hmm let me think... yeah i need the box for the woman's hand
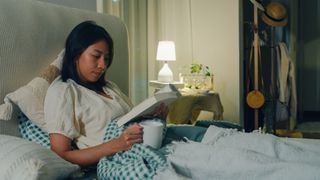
[153,103,169,120]
[116,123,143,151]
[140,103,169,120]
[50,126,143,166]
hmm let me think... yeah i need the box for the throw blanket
[155,126,320,180]
[18,112,168,179]
[97,119,168,180]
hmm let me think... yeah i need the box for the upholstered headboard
[0,0,129,135]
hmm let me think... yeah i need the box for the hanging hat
[261,2,288,27]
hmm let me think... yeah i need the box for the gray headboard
[0,0,129,135]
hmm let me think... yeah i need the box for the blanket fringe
[0,98,13,120]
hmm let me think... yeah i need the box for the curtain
[98,0,148,105]
[147,0,194,92]
[99,0,193,104]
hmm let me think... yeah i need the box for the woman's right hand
[116,123,143,151]
[49,125,143,166]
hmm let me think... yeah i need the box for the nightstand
[148,80,224,124]
[167,91,224,124]
[149,80,184,92]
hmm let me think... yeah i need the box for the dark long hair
[61,21,114,91]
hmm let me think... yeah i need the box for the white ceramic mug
[140,120,164,149]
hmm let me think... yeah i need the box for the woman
[44,21,164,166]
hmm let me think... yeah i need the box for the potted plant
[180,63,213,91]
[190,63,212,76]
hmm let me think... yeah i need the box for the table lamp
[156,41,176,82]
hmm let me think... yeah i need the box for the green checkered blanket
[18,112,169,179]
[18,112,51,148]
[97,119,168,180]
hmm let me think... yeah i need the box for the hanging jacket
[275,42,297,129]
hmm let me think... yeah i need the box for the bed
[0,0,128,179]
[1,0,320,179]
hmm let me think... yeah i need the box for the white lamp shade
[156,41,176,61]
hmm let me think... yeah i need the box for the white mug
[140,120,164,149]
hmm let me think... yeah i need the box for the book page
[117,84,181,127]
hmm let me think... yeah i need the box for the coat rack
[246,0,265,130]
[254,5,259,129]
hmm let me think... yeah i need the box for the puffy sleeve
[44,80,80,139]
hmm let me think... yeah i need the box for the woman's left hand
[141,103,169,120]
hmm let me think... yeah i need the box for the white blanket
[155,126,320,180]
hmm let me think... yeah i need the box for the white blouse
[44,77,131,149]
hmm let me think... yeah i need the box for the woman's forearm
[55,138,124,166]
[50,124,142,166]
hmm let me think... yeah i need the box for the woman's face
[76,40,109,83]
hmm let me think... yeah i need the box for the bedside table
[166,91,224,124]
[149,80,184,91]
[149,80,223,125]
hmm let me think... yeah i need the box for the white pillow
[0,50,64,130]
[0,134,80,180]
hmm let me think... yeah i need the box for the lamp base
[158,62,173,82]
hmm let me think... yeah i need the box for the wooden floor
[296,121,320,139]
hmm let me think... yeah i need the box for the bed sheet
[155,125,320,180]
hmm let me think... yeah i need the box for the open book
[117,84,181,127]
